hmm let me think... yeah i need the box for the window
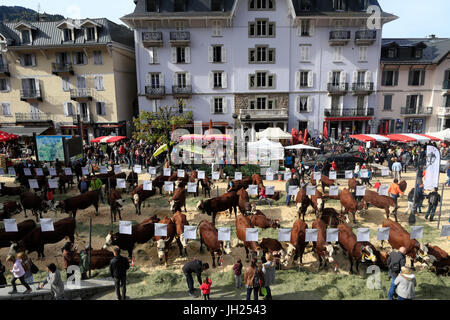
[357,71,366,85]
[0,78,9,92]
[300,45,311,62]
[249,71,275,89]
[177,73,187,87]
[1,103,11,116]
[388,48,397,58]
[73,52,87,65]
[149,73,161,88]
[332,71,341,86]
[299,71,309,87]
[146,0,157,12]
[213,97,224,113]
[21,54,36,67]
[298,97,310,112]
[62,77,71,92]
[212,21,222,37]
[357,96,365,109]
[21,30,31,44]
[95,76,104,91]
[445,96,450,108]
[177,47,185,63]
[408,69,425,86]
[96,102,106,116]
[248,97,275,110]
[213,72,222,88]
[383,95,393,110]
[148,47,159,64]
[93,51,103,65]
[80,102,89,119]
[172,46,191,64]
[359,46,368,62]
[249,46,275,63]
[333,46,343,62]
[77,76,87,89]
[209,71,227,89]
[415,48,423,59]
[86,27,96,41]
[63,28,72,41]
[331,96,340,109]
[64,102,74,116]
[175,21,185,31]
[213,46,222,63]
[249,0,275,10]
[333,0,345,11]
[382,70,398,86]
[249,19,275,37]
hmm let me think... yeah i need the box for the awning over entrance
[324,117,372,121]
[0,126,50,137]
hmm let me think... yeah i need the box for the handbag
[30,263,39,274]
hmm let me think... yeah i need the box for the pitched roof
[381,38,450,64]
[0,18,134,50]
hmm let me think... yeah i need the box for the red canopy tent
[0,131,19,142]
[350,134,390,142]
[303,129,308,144]
[386,134,418,143]
[91,136,127,143]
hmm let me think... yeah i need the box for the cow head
[169,200,176,213]
[316,198,323,212]
[325,245,335,263]
[40,199,49,213]
[196,201,205,213]
[361,245,377,263]
[103,231,118,249]
[179,233,188,248]
[270,219,280,229]
[115,199,125,208]
[416,243,431,265]
[156,239,166,261]
[282,243,296,267]
[133,194,139,205]
[54,201,65,213]
[8,242,20,257]
[222,241,232,255]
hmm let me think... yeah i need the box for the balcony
[20,89,42,102]
[324,108,375,118]
[142,32,163,47]
[351,82,374,95]
[145,86,165,99]
[239,109,289,121]
[400,107,433,116]
[72,115,91,124]
[438,107,450,116]
[70,88,93,101]
[327,83,348,95]
[329,30,351,46]
[169,31,190,46]
[52,62,74,76]
[172,85,192,98]
[15,113,52,122]
[0,64,10,77]
[355,30,377,45]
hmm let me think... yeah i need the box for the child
[200,277,212,300]
[233,259,243,289]
[373,180,381,192]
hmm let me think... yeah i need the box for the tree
[132,100,193,160]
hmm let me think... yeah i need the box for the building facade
[122,0,395,140]
[377,37,450,134]
[0,18,137,141]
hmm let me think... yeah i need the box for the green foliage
[132,101,193,146]
[0,6,64,22]
[240,164,261,177]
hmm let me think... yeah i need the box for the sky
[1,0,449,38]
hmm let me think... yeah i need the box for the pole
[409,151,422,225]
[437,183,445,229]
[33,132,40,165]
[108,177,113,225]
[88,217,92,279]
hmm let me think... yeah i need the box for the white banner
[155,223,167,237]
[357,228,370,242]
[235,172,242,181]
[48,179,58,189]
[28,179,39,189]
[116,178,126,189]
[378,185,389,196]
[24,168,31,176]
[177,169,185,178]
[377,227,390,241]
[248,185,258,196]
[119,221,132,235]
[148,167,156,175]
[266,186,275,196]
[184,226,197,240]
[143,180,153,191]
[35,168,44,176]
[4,219,18,232]
[64,168,72,175]
[40,218,54,232]
[100,166,108,174]
[218,227,231,241]
[345,170,353,179]
[50,168,58,176]
[245,228,258,242]
[81,167,89,176]
[440,225,450,237]
[424,145,440,191]
[198,171,205,179]
[278,229,291,242]
[114,165,122,174]
[360,169,369,178]
[305,229,318,242]
[163,168,171,177]
[329,186,339,196]
[328,171,337,180]
[187,182,197,193]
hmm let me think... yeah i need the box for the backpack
[390,261,401,274]
[429,193,439,205]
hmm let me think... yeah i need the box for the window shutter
[20,55,25,67]
[307,96,313,112]
[171,48,177,63]
[296,24,301,36]
[408,70,413,85]
[308,71,313,87]
[333,47,338,61]
[186,73,191,86]
[64,102,69,116]
[34,78,40,91]
[365,71,372,83]
[87,104,91,122]
[209,72,214,89]
[160,73,164,87]
[305,46,310,61]
[102,102,106,115]
[185,47,191,63]
[153,48,159,64]
[146,73,152,86]
[222,46,226,63]
[339,96,344,109]
[173,73,178,86]
[208,46,213,63]
[149,48,154,64]
[296,96,300,112]
[340,71,346,84]
[353,71,358,83]
[56,53,62,64]
[300,46,305,61]
[210,97,215,114]
[31,54,36,66]
[223,98,228,114]
[309,21,315,36]
[418,95,423,107]
[222,72,227,89]
[295,71,300,89]
[406,95,411,107]
[394,70,399,85]
[328,95,332,108]
[420,70,425,86]
[328,71,333,83]
[381,71,386,86]
[364,96,369,109]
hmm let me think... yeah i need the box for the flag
[323,122,328,139]
[424,145,440,190]
[303,129,308,144]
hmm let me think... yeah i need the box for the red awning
[90,136,127,143]
[324,117,372,121]
[387,134,417,143]
[101,124,124,128]
[418,134,441,141]
[350,134,390,142]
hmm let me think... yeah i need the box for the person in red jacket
[200,277,212,300]
[258,184,272,207]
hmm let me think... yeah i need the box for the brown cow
[107,188,124,222]
[0,201,23,220]
[284,219,308,267]
[425,244,449,276]
[229,177,252,192]
[73,249,114,271]
[55,191,99,219]
[320,175,338,193]
[295,188,311,220]
[237,188,250,215]
[250,210,280,229]
[337,223,377,274]
[252,174,264,188]
[153,175,170,194]
[259,238,285,266]
[348,178,361,192]
[235,214,261,262]
[173,211,189,257]
[131,184,156,215]
[20,191,50,222]
[399,180,407,193]
[0,184,27,196]
[196,191,238,225]
[320,207,349,227]
[268,191,281,201]
[154,217,178,266]
[198,219,232,268]
[16,217,76,259]
[0,220,36,249]
[170,185,187,213]
[126,171,139,191]
[363,190,398,222]
[104,215,160,258]
[198,177,213,198]
[339,188,365,224]
[310,190,324,216]
[381,219,429,269]
[312,218,336,269]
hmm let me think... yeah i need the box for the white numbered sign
[35,168,43,176]
[357,228,370,242]
[4,219,18,232]
[184,226,197,240]
[410,226,424,240]
[314,172,322,181]
[440,225,450,237]
[164,181,174,192]
[266,186,275,196]
[360,169,369,178]
[187,182,197,193]
[81,167,89,176]
[177,169,185,178]
[28,179,39,189]
[64,168,72,175]
[381,168,389,176]
[235,172,242,181]
[163,168,171,177]
[345,171,353,179]
[218,227,231,241]
[155,223,167,237]
[248,185,258,196]
[356,186,366,197]
[40,218,54,232]
[119,221,132,235]
[289,186,299,196]
[378,185,389,196]
[24,168,31,176]
[48,179,58,189]
[284,172,292,181]
[134,165,142,174]
[266,173,274,181]
[329,186,339,196]
[326,228,339,242]
[50,168,57,176]
[0,168,4,175]
[116,178,126,189]
[198,171,205,179]
[377,227,390,241]
[305,229,318,242]
[329,171,337,180]
[278,229,291,242]
[212,172,220,180]
[143,180,153,191]
[245,228,258,242]
[100,166,108,174]
[148,167,156,175]
[114,165,121,174]
[8,167,16,176]
[306,185,316,196]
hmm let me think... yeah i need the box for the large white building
[122,0,396,139]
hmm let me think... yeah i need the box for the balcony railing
[443,80,450,89]
[324,108,375,117]
[351,82,374,93]
[142,32,163,47]
[239,108,289,120]
[169,31,190,46]
[145,86,165,98]
[70,88,92,100]
[0,63,10,76]
[401,107,433,116]
[355,30,377,45]
[172,85,192,96]
[327,83,349,93]
[329,30,351,45]
[72,115,90,123]
[20,89,42,101]
[438,107,450,116]
[51,62,74,75]
[15,113,52,122]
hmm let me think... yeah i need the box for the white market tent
[285,144,320,150]
[248,138,285,160]
[256,127,292,140]
[427,128,450,141]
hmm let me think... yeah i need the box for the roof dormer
[56,20,77,42]
[411,42,427,59]
[14,21,37,45]
[80,19,101,42]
